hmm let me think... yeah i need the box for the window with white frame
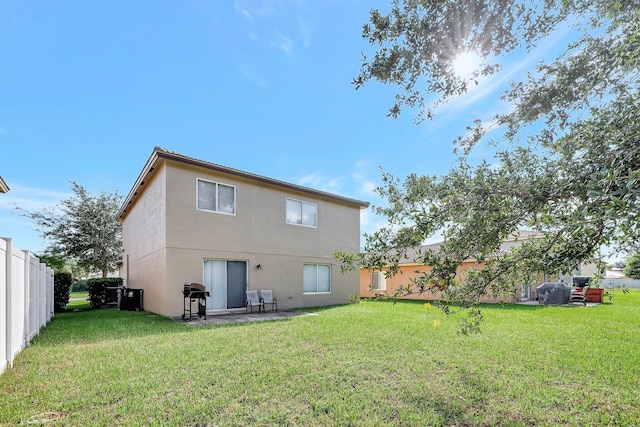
[197,179,236,215]
[286,198,317,227]
[370,270,386,291]
[303,264,331,293]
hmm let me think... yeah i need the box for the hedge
[54,272,73,313]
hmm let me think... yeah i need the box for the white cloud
[235,0,280,20]
[0,183,70,253]
[235,4,254,23]
[360,208,388,235]
[0,183,69,213]
[297,172,342,194]
[298,17,312,49]
[235,0,317,56]
[238,63,267,87]
[271,31,293,55]
[361,180,377,194]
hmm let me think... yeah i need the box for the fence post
[4,238,13,370]
[39,261,47,328]
[23,250,31,345]
[0,238,7,374]
[48,267,54,322]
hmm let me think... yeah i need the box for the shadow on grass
[32,308,192,348]
[481,302,549,311]
[196,315,304,331]
[37,306,317,347]
[294,304,355,314]
[362,297,550,312]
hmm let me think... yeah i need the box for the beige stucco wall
[121,164,168,315]
[164,160,359,257]
[122,159,363,317]
[163,248,357,315]
[163,160,361,315]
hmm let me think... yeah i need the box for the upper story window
[286,198,317,227]
[197,179,235,215]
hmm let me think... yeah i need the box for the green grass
[69,291,88,300]
[65,292,90,311]
[2,291,640,426]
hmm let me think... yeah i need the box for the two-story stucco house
[117,147,369,317]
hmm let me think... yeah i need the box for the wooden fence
[1,238,54,374]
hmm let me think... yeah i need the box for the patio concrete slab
[173,310,316,326]
[518,300,600,307]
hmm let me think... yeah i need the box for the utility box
[119,288,144,311]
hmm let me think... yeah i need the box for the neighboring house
[602,268,640,289]
[557,261,603,284]
[360,231,548,303]
[117,147,369,317]
[0,176,9,193]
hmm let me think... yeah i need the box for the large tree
[624,254,640,281]
[340,0,640,330]
[38,250,89,278]
[19,182,122,278]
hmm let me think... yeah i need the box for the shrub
[87,277,123,309]
[54,272,73,312]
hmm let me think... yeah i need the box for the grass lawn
[2,291,639,426]
[69,291,88,300]
[66,292,90,311]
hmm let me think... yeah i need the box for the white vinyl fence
[1,238,54,375]
[605,278,640,289]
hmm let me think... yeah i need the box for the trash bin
[119,288,144,311]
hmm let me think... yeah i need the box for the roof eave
[0,176,9,193]
[116,149,161,221]
[117,147,370,221]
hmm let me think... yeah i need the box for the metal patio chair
[246,290,264,313]
[260,290,277,312]
[569,286,588,306]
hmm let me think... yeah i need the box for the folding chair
[569,286,588,306]
[246,290,264,313]
[260,290,277,312]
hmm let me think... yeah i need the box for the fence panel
[0,239,7,373]
[27,253,40,342]
[605,278,640,289]
[9,242,26,366]
[1,238,54,375]
[41,261,53,327]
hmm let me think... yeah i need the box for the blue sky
[1,1,605,259]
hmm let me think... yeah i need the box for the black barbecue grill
[182,282,210,321]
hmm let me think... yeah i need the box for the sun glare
[451,50,484,80]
